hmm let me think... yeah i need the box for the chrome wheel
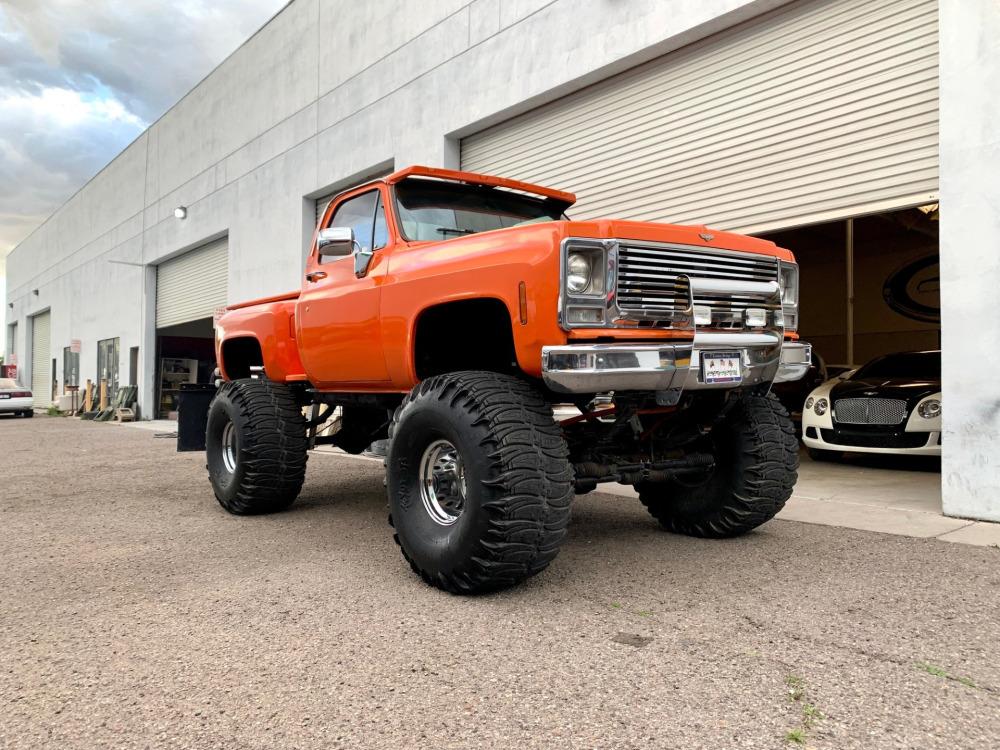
[419,439,466,526]
[221,420,238,474]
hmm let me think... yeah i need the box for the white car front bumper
[802,425,941,456]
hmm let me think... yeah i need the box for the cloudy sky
[0,0,288,353]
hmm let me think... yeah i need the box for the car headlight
[561,241,610,328]
[778,260,799,331]
[918,399,941,419]
[814,398,828,416]
[563,246,606,296]
[805,396,814,410]
[567,253,592,294]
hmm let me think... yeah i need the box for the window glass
[373,194,388,250]
[329,191,377,255]
[63,346,80,387]
[394,178,566,241]
[855,351,940,380]
[97,337,120,393]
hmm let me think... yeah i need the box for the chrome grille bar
[616,243,780,325]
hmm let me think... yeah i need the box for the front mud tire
[637,393,798,538]
[386,371,573,594]
[206,379,308,515]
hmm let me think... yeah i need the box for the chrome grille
[833,398,907,425]
[616,244,779,326]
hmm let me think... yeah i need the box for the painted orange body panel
[215,166,795,392]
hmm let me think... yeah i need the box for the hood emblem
[863,391,878,396]
[699,232,714,242]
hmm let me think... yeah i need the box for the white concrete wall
[939,0,1000,522]
[4,0,786,414]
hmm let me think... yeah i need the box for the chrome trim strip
[542,339,811,394]
[774,342,812,383]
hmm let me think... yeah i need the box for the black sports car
[801,350,941,458]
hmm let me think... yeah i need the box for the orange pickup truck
[199,165,810,594]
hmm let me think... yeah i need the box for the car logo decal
[699,232,714,242]
[864,391,877,396]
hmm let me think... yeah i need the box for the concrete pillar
[139,265,158,420]
[939,0,1000,521]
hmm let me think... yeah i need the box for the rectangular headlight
[778,261,798,306]
[778,260,799,331]
[561,239,612,329]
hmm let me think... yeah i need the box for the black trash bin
[177,383,217,452]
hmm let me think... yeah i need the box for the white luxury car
[802,350,941,459]
[0,377,34,418]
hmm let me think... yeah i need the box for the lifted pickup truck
[200,165,810,594]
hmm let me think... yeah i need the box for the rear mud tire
[386,371,574,594]
[206,379,308,515]
[637,393,798,538]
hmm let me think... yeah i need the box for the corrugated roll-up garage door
[30,311,50,408]
[156,238,229,328]
[461,0,938,234]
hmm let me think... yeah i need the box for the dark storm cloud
[0,0,289,259]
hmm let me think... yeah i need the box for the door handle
[305,270,327,283]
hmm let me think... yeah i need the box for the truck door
[296,187,391,386]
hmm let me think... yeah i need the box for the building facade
[5,0,999,521]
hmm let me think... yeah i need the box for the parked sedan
[0,378,34,417]
[802,350,940,459]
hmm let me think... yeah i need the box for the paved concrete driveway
[2,417,998,749]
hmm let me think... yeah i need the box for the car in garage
[0,378,33,418]
[802,350,941,459]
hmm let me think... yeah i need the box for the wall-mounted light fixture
[7,302,12,309]
[32,289,39,296]
[174,206,188,220]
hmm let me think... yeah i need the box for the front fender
[380,224,568,386]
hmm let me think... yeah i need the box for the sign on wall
[70,339,81,354]
[882,254,940,323]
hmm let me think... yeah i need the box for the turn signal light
[567,307,604,325]
[744,307,767,328]
[693,305,712,326]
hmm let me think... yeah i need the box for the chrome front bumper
[541,338,811,395]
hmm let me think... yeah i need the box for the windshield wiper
[436,227,475,235]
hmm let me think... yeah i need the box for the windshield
[394,178,566,241]
[0,378,18,389]
[854,351,941,380]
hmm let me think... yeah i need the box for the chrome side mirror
[317,226,355,257]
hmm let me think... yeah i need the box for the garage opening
[760,205,940,372]
[30,311,50,410]
[155,237,228,419]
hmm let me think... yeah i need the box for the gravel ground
[1,415,998,749]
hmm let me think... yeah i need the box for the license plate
[701,351,742,385]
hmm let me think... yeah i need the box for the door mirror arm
[318,226,375,278]
[354,248,374,278]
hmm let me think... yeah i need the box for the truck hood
[563,219,793,261]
